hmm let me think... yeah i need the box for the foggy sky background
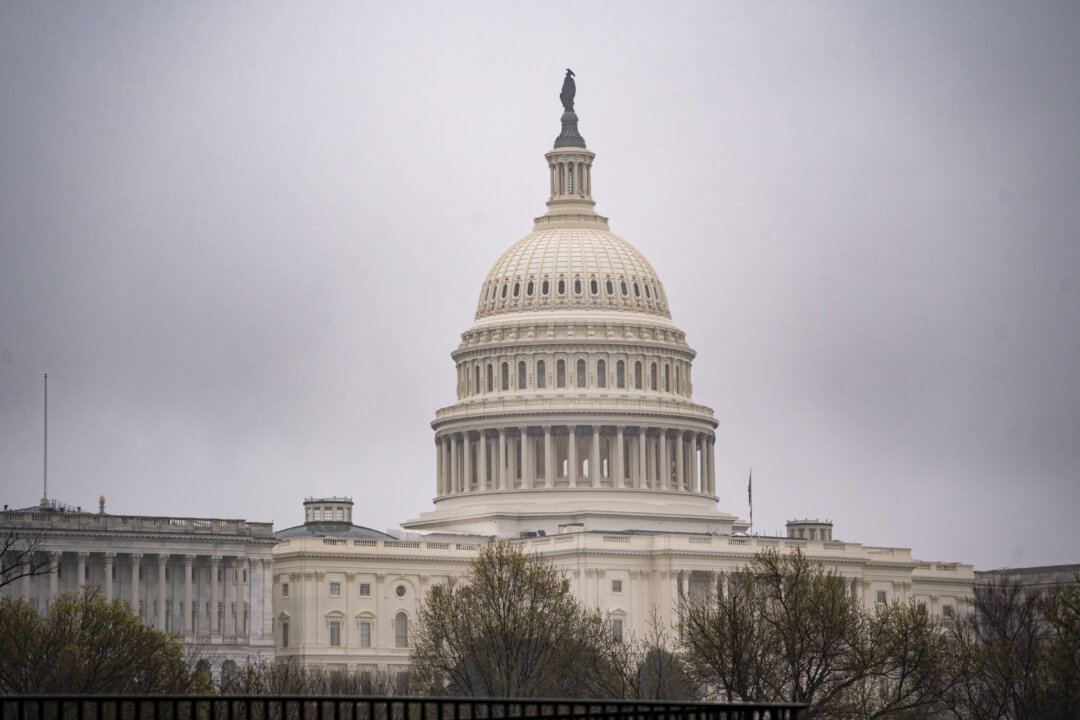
[2,2,1078,571]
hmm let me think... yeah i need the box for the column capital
[103,552,116,561]
[49,551,63,563]
[568,425,576,433]
[77,551,91,560]
[184,555,196,565]
[616,425,626,432]
[157,554,169,565]
[130,553,143,561]
[210,555,223,564]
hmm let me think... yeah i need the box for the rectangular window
[359,582,371,597]
[876,590,886,604]
[943,604,954,617]
[612,580,623,593]
[330,582,341,597]
[360,621,371,647]
[329,621,341,647]
[282,621,290,648]
[612,618,623,642]
[282,583,289,598]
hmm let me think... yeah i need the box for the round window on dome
[558,279,566,294]
[590,280,598,295]
[574,279,582,294]
[606,280,614,295]
[513,282,520,297]
[633,283,640,297]
[542,280,550,295]
[526,281,534,296]
[620,281,628,296]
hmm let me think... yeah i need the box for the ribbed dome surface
[475,227,670,320]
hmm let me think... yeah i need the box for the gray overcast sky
[2,2,1078,571]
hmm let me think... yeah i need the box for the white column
[210,555,221,636]
[436,439,444,495]
[690,435,699,493]
[77,552,88,592]
[675,432,685,491]
[680,570,690,600]
[498,429,508,490]
[478,432,488,490]
[225,557,238,636]
[508,431,518,488]
[658,431,669,490]
[184,555,195,635]
[590,426,601,486]
[637,427,647,489]
[48,552,61,606]
[449,434,459,494]
[157,554,168,629]
[615,426,625,487]
[568,426,578,487]
[21,557,32,601]
[521,427,534,488]
[463,432,473,493]
[129,553,142,617]
[103,552,115,601]
[544,426,554,487]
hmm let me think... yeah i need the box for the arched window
[513,282,520,297]
[542,280,550,295]
[486,364,493,393]
[597,359,606,388]
[576,359,586,387]
[590,279,598,295]
[620,281,628,296]
[633,283,640,297]
[606,280,614,295]
[650,363,658,390]
[664,364,670,392]
[558,279,566,294]
[557,360,566,388]
[634,361,642,390]
[617,360,625,389]
[526,281,534,296]
[645,285,651,299]
[501,362,509,391]
[491,286,497,300]
[518,361,527,389]
[475,366,480,395]
[394,612,408,648]
[537,360,546,389]
[675,365,680,394]
[501,284,507,299]
[574,279,582,294]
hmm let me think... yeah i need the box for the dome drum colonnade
[408,84,731,535]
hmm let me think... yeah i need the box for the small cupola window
[513,282,520,297]
[526,281,534,296]
[633,283,640,297]
[558,279,566,294]
[620,281,628,296]
[590,280,598,295]
[542,280,550,295]
[501,284,508,299]
[574,279,582,294]
[606,280,614,295]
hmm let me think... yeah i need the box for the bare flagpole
[42,373,48,506]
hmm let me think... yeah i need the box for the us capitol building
[270,76,974,671]
[2,75,974,675]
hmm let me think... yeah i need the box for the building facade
[1,498,276,672]
[271,84,976,671]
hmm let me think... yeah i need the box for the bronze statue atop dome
[554,69,585,148]
[560,69,576,112]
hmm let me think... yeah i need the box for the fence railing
[0,696,806,720]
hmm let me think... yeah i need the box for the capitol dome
[403,83,745,538]
[475,227,671,320]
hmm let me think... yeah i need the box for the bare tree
[0,528,49,591]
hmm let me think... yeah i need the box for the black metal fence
[0,697,804,720]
